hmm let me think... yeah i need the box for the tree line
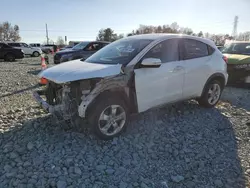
[0,21,21,42]
[1,21,250,46]
[96,22,250,45]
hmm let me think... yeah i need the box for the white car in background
[33,34,228,139]
[6,42,42,57]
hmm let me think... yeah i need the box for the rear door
[180,38,212,98]
[8,43,21,51]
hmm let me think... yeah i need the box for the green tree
[96,28,121,42]
[198,31,203,37]
[0,21,21,41]
[56,36,65,47]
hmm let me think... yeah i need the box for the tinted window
[85,43,102,51]
[142,39,179,63]
[85,38,153,65]
[20,43,29,47]
[183,39,208,59]
[221,43,250,55]
[208,45,215,55]
[72,42,89,50]
[8,43,20,47]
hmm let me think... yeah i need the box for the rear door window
[182,39,209,60]
[86,43,102,51]
[8,43,20,47]
[20,43,29,47]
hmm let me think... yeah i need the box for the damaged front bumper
[33,90,52,113]
[32,88,76,120]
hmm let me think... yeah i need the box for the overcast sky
[1,0,250,43]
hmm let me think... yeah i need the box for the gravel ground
[0,56,249,188]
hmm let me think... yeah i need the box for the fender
[78,76,129,118]
[201,73,226,96]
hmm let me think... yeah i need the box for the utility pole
[232,16,238,40]
[46,23,49,44]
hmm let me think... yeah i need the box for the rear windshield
[221,43,250,55]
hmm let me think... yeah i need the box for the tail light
[222,56,228,64]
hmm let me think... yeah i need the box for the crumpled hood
[223,53,250,65]
[38,59,122,84]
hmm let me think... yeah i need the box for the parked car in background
[43,44,58,53]
[34,34,228,139]
[30,43,52,54]
[69,41,82,47]
[0,42,24,61]
[221,41,250,84]
[54,41,110,64]
[6,42,42,57]
[59,45,73,51]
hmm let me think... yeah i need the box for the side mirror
[141,58,161,68]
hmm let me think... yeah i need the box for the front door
[20,43,32,55]
[81,42,101,60]
[134,38,185,113]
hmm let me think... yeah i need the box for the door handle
[172,66,184,72]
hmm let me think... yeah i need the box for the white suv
[6,42,42,57]
[33,34,228,139]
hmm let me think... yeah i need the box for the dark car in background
[0,42,24,61]
[222,41,250,84]
[54,41,110,64]
[59,45,73,51]
[44,44,58,53]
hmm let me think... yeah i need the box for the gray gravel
[0,56,250,188]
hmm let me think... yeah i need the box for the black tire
[32,51,40,57]
[4,53,15,62]
[87,96,128,140]
[197,80,222,108]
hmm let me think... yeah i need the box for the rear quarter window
[207,45,215,55]
[182,39,209,60]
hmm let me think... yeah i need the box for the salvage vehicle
[6,42,42,57]
[33,34,228,139]
[53,41,110,64]
[0,42,24,61]
[221,41,250,84]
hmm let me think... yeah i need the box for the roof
[123,33,216,47]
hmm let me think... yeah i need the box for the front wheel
[4,53,15,62]
[87,97,128,140]
[198,80,222,108]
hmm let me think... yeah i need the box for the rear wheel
[4,53,15,62]
[87,96,128,140]
[32,51,40,57]
[198,80,222,108]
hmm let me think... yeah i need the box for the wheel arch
[201,73,226,96]
[85,88,132,118]
[4,52,15,61]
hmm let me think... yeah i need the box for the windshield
[84,38,153,65]
[222,43,250,55]
[72,42,90,50]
